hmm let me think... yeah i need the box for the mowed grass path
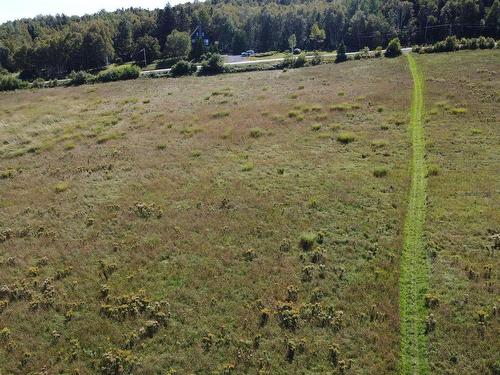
[399,54,430,374]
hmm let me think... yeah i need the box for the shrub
[199,54,225,75]
[336,132,356,144]
[282,53,294,68]
[445,36,459,52]
[374,46,383,57]
[170,60,196,77]
[31,78,46,89]
[335,42,348,63]
[311,51,322,65]
[385,38,402,58]
[68,70,94,86]
[477,36,495,49]
[294,53,307,68]
[96,65,141,83]
[0,75,27,91]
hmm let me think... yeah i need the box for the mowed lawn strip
[399,54,430,375]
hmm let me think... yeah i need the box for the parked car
[293,48,301,55]
[241,50,255,57]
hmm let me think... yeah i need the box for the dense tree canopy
[0,0,498,79]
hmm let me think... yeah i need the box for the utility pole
[143,48,147,67]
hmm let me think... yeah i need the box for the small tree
[190,38,205,61]
[385,38,402,58]
[135,35,161,64]
[288,34,297,52]
[165,30,191,58]
[309,23,326,50]
[335,42,347,63]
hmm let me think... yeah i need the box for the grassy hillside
[0,50,498,374]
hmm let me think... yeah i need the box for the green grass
[399,53,430,375]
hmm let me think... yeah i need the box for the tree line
[0,0,498,79]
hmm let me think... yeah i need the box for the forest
[0,0,499,79]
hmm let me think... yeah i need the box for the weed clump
[427,164,439,177]
[280,239,291,252]
[259,308,270,327]
[425,313,436,334]
[241,162,254,172]
[132,202,163,219]
[211,111,230,119]
[243,249,257,261]
[336,132,356,144]
[249,128,263,138]
[329,344,340,366]
[54,181,70,193]
[301,265,315,282]
[286,340,296,363]
[330,103,360,111]
[277,302,300,331]
[373,167,388,178]
[286,285,299,302]
[100,350,136,375]
[299,233,316,251]
[0,169,15,179]
[424,294,440,309]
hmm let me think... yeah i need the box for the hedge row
[413,36,497,54]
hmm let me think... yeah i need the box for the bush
[170,60,196,77]
[282,53,294,68]
[385,38,402,58]
[199,53,225,75]
[68,70,95,86]
[477,36,495,49]
[294,53,307,68]
[311,51,322,65]
[420,37,496,55]
[335,42,348,63]
[96,65,141,83]
[31,78,46,89]
[0,75,27,91]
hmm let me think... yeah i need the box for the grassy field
[0,50,498,374]
[419,51,499,374]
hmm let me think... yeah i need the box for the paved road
[141,48,412,76]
